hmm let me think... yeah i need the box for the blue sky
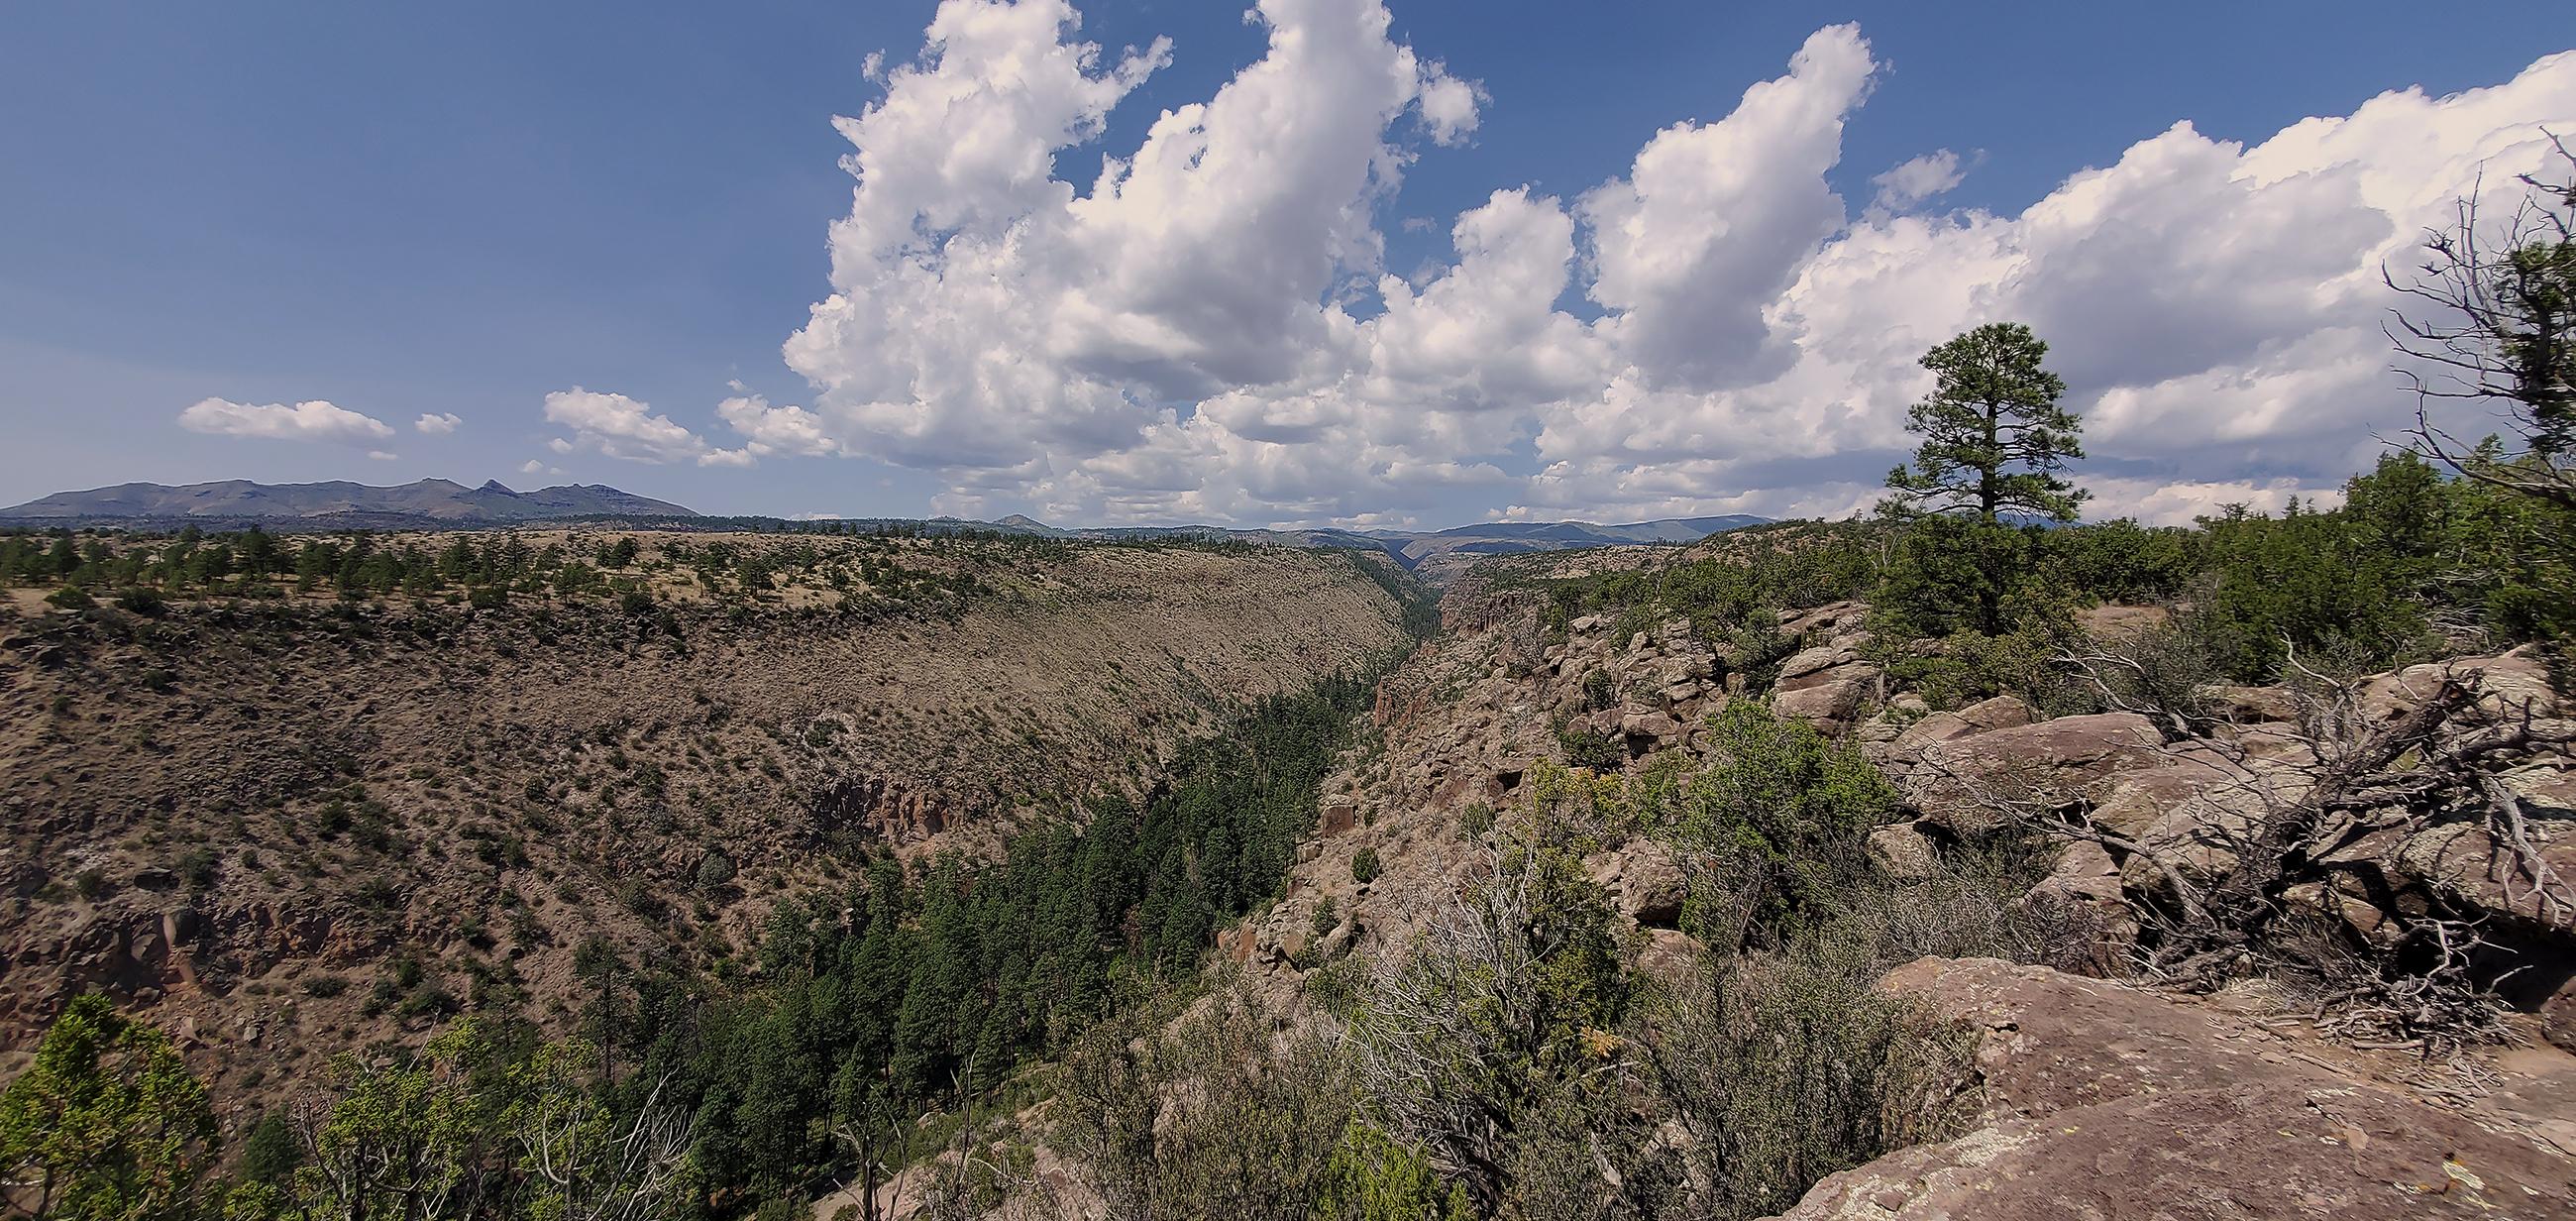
[2,1,2570,524]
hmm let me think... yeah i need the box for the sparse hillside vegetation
[0,522,1311,620]
[0,532,1416,1138]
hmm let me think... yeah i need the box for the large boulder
[1772,670,1879,732]
[2544,971,2576,1054]
[2206,683,2300,723]
[1317,795,1361,837]
[2022,839,2121,907]
[1866,823,1939,881]
[1771,957,2576,1220]
[1852,696,1926,750]
[2361,644,2559,723]
[1777,601,1869,640]
[2304,764,2576,951]
[2087,756,2240,838]
[1773,637,1882,735]
[1904,713,2165,835]
[1619,708,1683,750]
[2381,764,2576,939]
[1590,847,1690,929]
[1777,641,1870,688]
[1886,695,2036,758]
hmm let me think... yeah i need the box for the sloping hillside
[0,531,1414,1105]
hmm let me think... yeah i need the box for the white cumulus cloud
[781,0,1481,484]
[177,397,395,445]
[754,0,2576,526]
[1870,149,1965,211]
[716,394,845,459]
[541,388,743,466]
[414,411,464,435]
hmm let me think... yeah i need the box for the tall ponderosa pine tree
[1884,322,2088,523]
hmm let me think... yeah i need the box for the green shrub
[1055,992,1354,1221]
[1312,1122,1474,1221]
[1872,515,2047,639]
[1638,949,1976,1220]
[616,877,667,920]
[394,982,459,1020]
[238,1111,301,1184]
[1311,895,1341,940]
[1648,701,1898,951]
[175,848,218,891]
[1580,668,1618,712]
[1556,720,1625,771]
[1349,846,1381,885]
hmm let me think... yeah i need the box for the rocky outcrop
[1595,847,1689,928]
[1770,605,1881,736]
[1881,694,2033,756]
[1854,641,2576,1052]
[1773,957,2576,1220]
[2362,645,2560,723]
[1899,712,2166,835]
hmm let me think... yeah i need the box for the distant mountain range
[0,478,1768,569]
[0,478,697,524]
[952,511,1773,570]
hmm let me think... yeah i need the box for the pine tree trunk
[1979,395,2002,632]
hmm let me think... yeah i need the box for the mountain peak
[0,477,696,523]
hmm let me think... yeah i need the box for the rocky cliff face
[1226,552,2576,1215]
[0,539,1413,1107]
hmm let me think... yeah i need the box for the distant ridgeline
[0,477,1770,569]
[0,478,698,527]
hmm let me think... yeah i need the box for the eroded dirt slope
[0,538,1411,1106]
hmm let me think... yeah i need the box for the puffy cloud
[782,0,1482,483]
[1522,49,2576,524]
[716,394,846,459]
[366,450,398,462]
[1578,24,1876,389]
[1416,67,1480,145]
[177,397,395,445]
[822,0,1169,264]
[541,388,743,466]
[414,411,463,435]
[763,0,2576,526]
[1870,149,1964,212]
